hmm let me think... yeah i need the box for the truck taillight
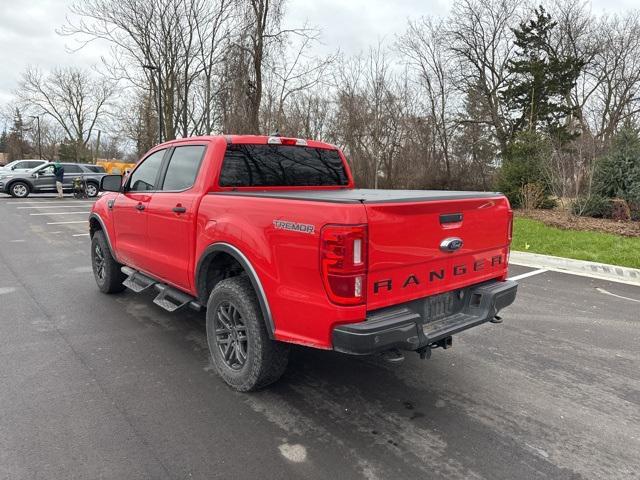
[320,224,367,306]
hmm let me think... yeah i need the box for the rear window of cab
[219,144,349,187]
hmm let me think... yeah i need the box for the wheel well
[89,217,102,238]
[198,252,245,302]
[7,179,31,190]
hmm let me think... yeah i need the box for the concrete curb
[510,251,640,287]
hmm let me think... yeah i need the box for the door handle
[135,203,145,211]
[172,206,187,214]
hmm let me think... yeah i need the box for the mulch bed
[515,209,640,238]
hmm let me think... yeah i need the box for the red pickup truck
[90,135,517,391]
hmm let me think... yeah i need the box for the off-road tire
[91,230,126,294]
[9,181,30,198]
[206,276,290,391]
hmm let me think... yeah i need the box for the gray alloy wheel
[214,301,249,370]
[10,182,29,198]
[86,183,98,198]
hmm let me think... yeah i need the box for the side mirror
[101,174,123,192]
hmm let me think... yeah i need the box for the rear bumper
[332,279,517,355]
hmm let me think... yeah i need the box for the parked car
[0,162,107,198]
[89,135,517,391]
[0,159,47,172]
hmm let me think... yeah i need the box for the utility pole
[28,115,42,159]
[142,64,163,144]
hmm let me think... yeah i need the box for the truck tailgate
[365,196,511,310]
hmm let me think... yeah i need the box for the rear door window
[128,150,165,191]
[160,145,206,191]
[64,164,83,174]
[219,144,349,187]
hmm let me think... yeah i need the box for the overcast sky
[0,0,638,127]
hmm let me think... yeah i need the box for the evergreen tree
[6,108,31,161]
[456,82,497,190]
[0,129,7,153]
[501,6,584,143]
[593,124,640,206]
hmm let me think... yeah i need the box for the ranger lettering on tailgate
[373,254,504,294]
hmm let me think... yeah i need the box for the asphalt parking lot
[0,195,638,480]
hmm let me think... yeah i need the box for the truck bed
[214,189,501,203]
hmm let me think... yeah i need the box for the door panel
[112,192,152,269]
[111,148,167,271]
[146,145,206,290]
[34,166,56,191]
[146,193,197,289]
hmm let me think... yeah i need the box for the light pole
[28,115,42,159]
[142,64,163,143]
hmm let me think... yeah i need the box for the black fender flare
[89,213,118,262]
[195,243,275,338]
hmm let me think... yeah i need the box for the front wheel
[206,276,289,391]
[10,182,30,198]
[91,230,126,293]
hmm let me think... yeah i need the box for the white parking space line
[30,211,90,216]
[508,268,548,281]
[47,220,88,225]
[72,233,90,237]
[596,287,640,304]
[18,205,94,209]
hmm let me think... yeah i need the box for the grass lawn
[512,217,640,269]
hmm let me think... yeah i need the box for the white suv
[0,159,48,172]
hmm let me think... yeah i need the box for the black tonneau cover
[214,189,502,204]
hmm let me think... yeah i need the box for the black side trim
[195,243,275,338]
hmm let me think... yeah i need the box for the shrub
[539,196,559,210]
[519,183,545,210]
[592,124,640,204]
[609,198,631,221]
[628,200,640,221]
[571,195,612,218]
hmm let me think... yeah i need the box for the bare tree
[399,17,458,185]
[62,0,233,139]
[447,0,522,152]
[17,66,113,160]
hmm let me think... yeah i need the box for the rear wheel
[206,276,289,391]
[9,182,30,198]
[91,230,126,293]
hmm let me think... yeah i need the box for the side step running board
[122,268,156,293]
[121,266,202,313]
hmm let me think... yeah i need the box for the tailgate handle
[440,213,463,224]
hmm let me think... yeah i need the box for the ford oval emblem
[440,237,463,252]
